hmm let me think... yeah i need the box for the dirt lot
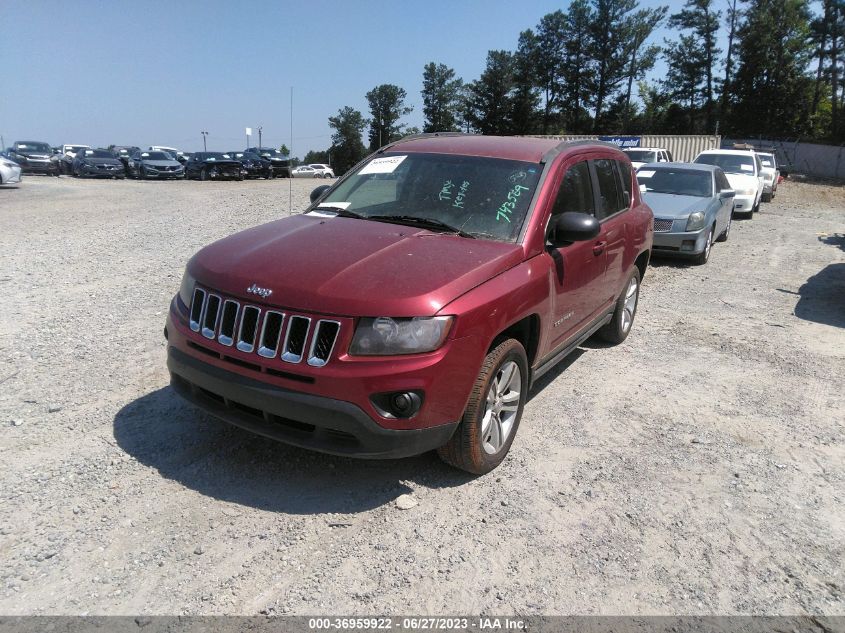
[0,175,843,616]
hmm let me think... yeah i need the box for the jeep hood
[189,214,524,317]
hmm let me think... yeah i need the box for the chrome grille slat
[189,288,206,332]
[236,306,261,353]
[201,294,222,339]
[307,320,340,367]
[282,316,311,363]
[217,300,240,346]
[258,311,285,358]
[185,287,338,367]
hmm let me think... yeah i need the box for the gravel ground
[0,175,843,616]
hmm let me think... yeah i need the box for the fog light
[681,240,696,252]
[371,390,424,419]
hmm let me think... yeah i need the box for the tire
[597,267,641,344]
[437,338,528,475]
[762,191,772,203]
[200,168,208,181]
[139,166,147,180]
[694,225,714,265]
[752,197,760,213]
[716,214,731,242]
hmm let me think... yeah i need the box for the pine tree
[589,0,640,131]
[561,0,596,132]
[728,0,814,136]
[365,84,413,151]
[421,63,464,133]
[668,0,721,132]
[464,51,516,134]
[328,106,368,176]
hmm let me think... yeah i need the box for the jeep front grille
[188,289,339,366]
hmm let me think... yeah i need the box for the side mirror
[719,189,735,199]
[549,212,600,246]
[310,184,332,203]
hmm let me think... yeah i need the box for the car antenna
[289,86,293,215]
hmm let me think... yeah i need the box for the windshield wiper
[368,215,475,238]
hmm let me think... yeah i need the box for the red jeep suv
[165,134,653,474]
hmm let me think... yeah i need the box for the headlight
[349,316,453,355]
[686,211,706,231]
[178,268,197,308]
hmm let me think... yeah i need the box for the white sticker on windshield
[740,163,753,171]
[637,170,656,178]
[358,155,407,175]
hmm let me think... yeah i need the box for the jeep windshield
[315,153,542,242]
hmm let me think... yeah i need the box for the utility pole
[258,126,263,149]
[201,131,208,152]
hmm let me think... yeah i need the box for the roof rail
[541,139,620,164]
[377,131,471,153]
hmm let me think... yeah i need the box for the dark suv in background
[244,147,291,177]
[8,141,60,176]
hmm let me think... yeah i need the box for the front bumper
[165,295,482,458]
[19,159,57,175]
[1,165,22,184]
[143,167,184,179]
[167,345,458,458]
[732,193,755,212]
[652,221,709,256]
[79,164,124,177]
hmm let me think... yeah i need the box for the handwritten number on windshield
[496,184,529,222]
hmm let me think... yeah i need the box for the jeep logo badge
[246,283,273,299]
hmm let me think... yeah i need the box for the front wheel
[717,215,731,242]
[597,268,640,344]
[199,168,208,181]
[694,226,714,265]
[437,338,528,475]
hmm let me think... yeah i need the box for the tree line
[319,0,845,175]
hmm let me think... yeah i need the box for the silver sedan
[0,154,23,185]
[637,162,735,265]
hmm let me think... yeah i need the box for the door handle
[592,240,607,255]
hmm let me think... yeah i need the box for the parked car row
[0,140,336,183]
[628,145,781,265]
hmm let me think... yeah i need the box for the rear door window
[617,160,633,207]
[592,159,623,220]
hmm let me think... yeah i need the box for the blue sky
[2,1,695,156]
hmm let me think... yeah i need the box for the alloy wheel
[481,361,521,455]
[621,276,639,333]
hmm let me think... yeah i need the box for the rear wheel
[597,268,640,344]
[437,338,528,475]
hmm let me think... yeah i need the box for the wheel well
[491,314,541,367]
[635,250,650,281]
